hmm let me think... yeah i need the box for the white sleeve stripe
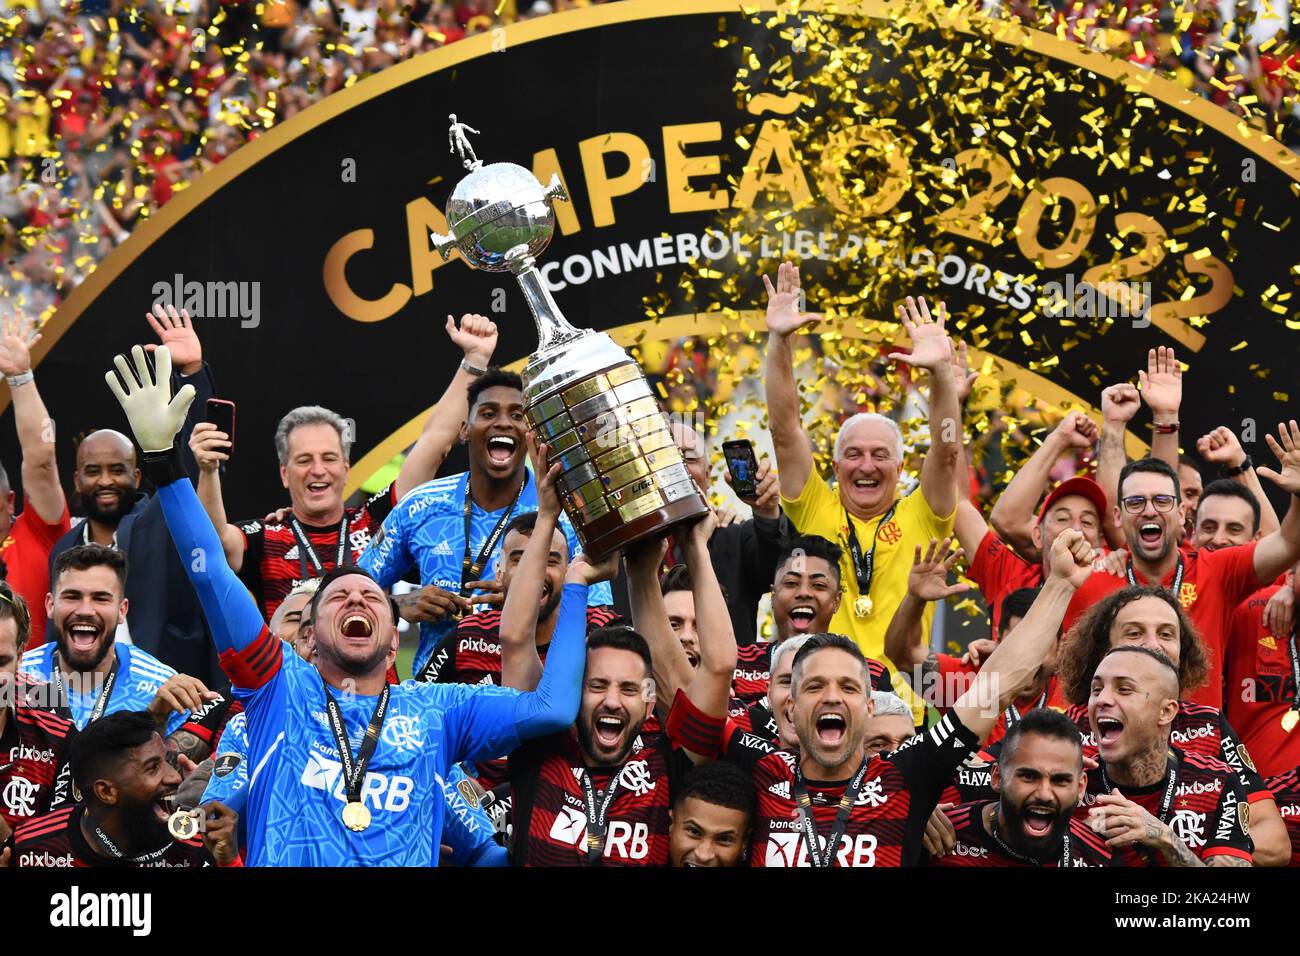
[248,731,286,791]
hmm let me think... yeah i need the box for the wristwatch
[1221,455,1252,477]
[460,359,487,377]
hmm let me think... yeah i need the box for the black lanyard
[321,681,389,807]
[578,763,627,866]
[460,475,525,596]
[844,503,898,597]
[1100,753,1178,864]
[87,817,173,865]
[1126,553,1184,595]
[1005,685,1050,728]
[51,652,119,726]
[792,757,871,868]
[988,807,1072,867]
[289,514,350,578]
[1284,621,1299,721]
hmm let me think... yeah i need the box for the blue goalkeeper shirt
[201,711,504,866]
[157,476,585,867]
[18,641,187,734]
[357,469,613,675]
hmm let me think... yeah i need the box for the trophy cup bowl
[433,141,710,558]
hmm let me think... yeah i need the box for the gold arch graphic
[16,0,1296,415]
[344,310,1151,496]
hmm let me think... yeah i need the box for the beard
[55,623,115,673]
[81,487,137,524]
[538,585,562,622]
[315,636,390,677]
[1000,797,1072,859]
[575,710,644,767]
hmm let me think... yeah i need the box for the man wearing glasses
[1060,435,1300,709]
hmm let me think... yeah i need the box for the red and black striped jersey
[507,691,722,867]
[1066,701,1271,804]
[1265,766,1300,867]
[732,642,772,706]
[234,485,396,622]
[929,800,1120,867]
[0,691,75,831]
[1075,747,1254,867]
[10,804,211,867]
[420,605,624,686]
[745,711,980,867]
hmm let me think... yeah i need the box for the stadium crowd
[0,253,1297,868]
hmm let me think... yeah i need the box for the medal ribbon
[88,814,174,864]
[792,757,872,869]
[1004,685,1050,729]
[52,651,119,726]
[988,807,1072,867]
[460,474,526,597]
[578,763,628,866]
[843,503,898,607]
[1284,620,1299,725]
[1100,753,1178,864]
[289,514,350,579]
[321,680,390,810]
[1125,553,1184,596]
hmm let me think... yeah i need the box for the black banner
[8,0,1297,516]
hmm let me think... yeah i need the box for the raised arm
[105,346,265,657]
[883,539,970,675]
[989,411,1097,561]
[891,296,957,519]
[189,423,246,571]
[763,261,821,501]
[1139,346,1182,472]
[1097,383,1141,549]
[0,314,65,523]
[394,314,498,500]
[952,529,1093,740]
[1197,426,1280,537]
[499,434,563,691]
[625,535,696,706]
[1251,421,1300,583]
[681,512,736,722]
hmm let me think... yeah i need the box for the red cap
[1036,476,1108,526]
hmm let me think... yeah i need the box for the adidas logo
[432,540,455,557]
[477,675,495,686]
[284,545,299,561]
[768,780,791,799]
[1260,635,1278,650]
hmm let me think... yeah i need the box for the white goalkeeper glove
[104,345,196,454]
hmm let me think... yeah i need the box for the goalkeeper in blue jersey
[105,345,610,866]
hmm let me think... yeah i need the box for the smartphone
[722,439,760,499]
[205,399,236,453]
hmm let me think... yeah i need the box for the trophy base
[579,492,711,560]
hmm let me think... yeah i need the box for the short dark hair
[587,625,652,673]
[67,710,158,801]
[1118,457,1180,501]
[660,563,692,595]
[308,564,391,627]
[468,368,523,410]
[775,534,843,584]
[1057,586,1209,705]
[503,511,540,539]
[999,587,1039,629]
[1196,479,1261,536]
[674,761,756,818]
[790,633,867,687]
[999,707,1083,772]
[0,582,31,653]
[52,544,127,593]
[1177,453,1200,474]
[1101,645,1180,692]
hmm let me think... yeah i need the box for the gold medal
[854,595,873,618]
[342,801,371,832]
[1282,711,1299,733]
[167,809,199,841]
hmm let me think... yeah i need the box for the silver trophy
[431,117,709,557]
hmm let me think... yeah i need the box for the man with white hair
[764,261,961,666]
